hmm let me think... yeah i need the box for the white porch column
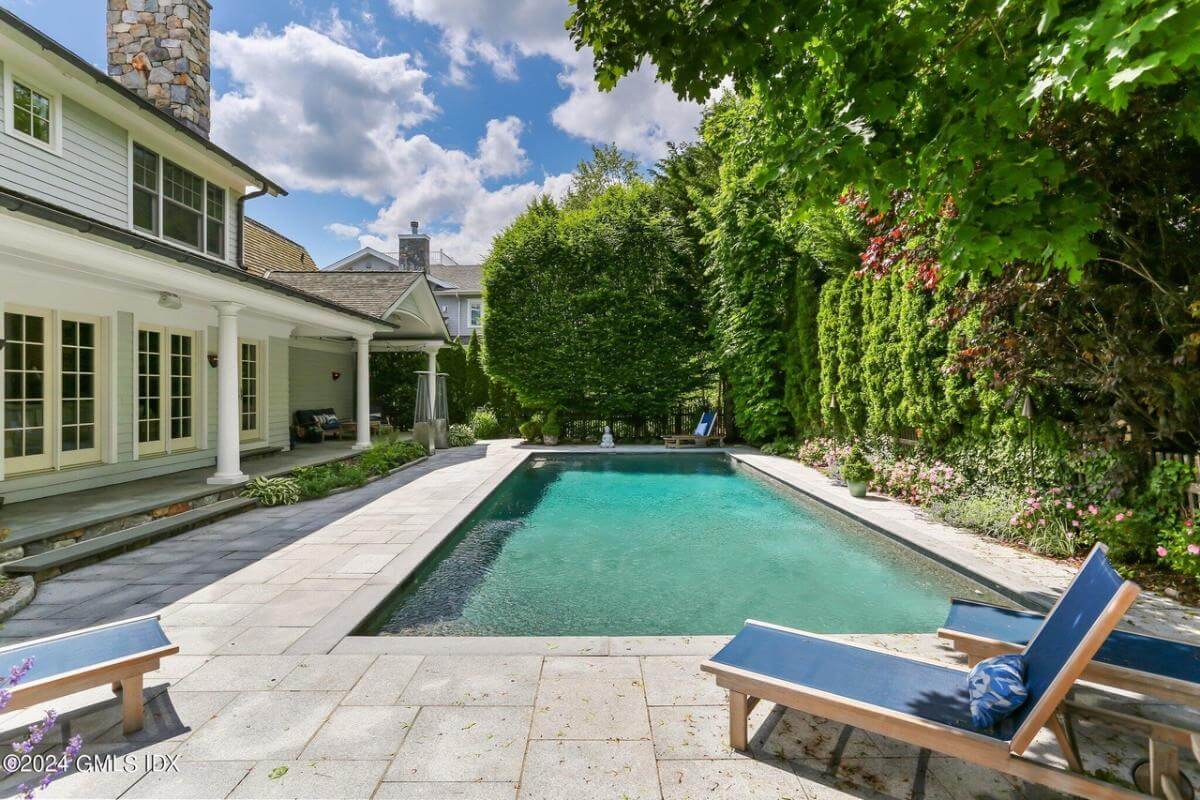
[353,335,373,451]
[208,302,247,485]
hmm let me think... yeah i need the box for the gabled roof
[0,8,285,196]
[266,270,423,319]
[429,264,482,293]
[325,247,457,289]
[243,218,318,277]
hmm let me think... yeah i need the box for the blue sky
[0,0,703,265]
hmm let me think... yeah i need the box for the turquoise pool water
[363,454,1004,636]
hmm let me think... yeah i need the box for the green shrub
[930,489,1023,541]
[469,407,503,439]
[760,439,798,458]
[292,465,340,499]
[519,418,542,442]
[542,410,562,439]
[841,445,874,484]
[242,476,301,506]
[448,424,477,447]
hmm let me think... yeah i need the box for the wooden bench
[0,615,178,735]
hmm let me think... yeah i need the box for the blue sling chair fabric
[0,617,171,685]
[693,411,716,437]
[709,545,1129,740]
[944,598,1200,686]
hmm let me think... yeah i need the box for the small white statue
[599,426,615,448]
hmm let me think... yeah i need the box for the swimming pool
[361,453,1006,636]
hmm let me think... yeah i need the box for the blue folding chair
[663,411,724,448]
[702,544,1147,799]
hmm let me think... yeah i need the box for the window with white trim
[239,340,261,440]
[4,311,49,472]
[4,73,58,153]
[130,144,227,256]
[137,327,197,456]
[3,309,106,475]
[468,299,483,328]
[60,318,98,465]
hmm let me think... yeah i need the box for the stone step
[2,497,257,580]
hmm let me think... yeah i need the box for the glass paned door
[3,311,51,472]
[169,333,194,447]
[60,318,99,465]
[137,328,164,455]
[239,341,259,440]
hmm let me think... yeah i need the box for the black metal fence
[557,401,715,442]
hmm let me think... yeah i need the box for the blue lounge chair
[663,411,724,448]
[0,615,178,734]
[702,544,1146,799]
[939,597,1200,707]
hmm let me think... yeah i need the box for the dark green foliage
[464,331,490,412]
[371,351,424,429]
[483,183,707,418]
[469,407,503,439]
[519,418,542,443]
[437,341,469,424]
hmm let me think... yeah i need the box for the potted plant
[841,445,874,498]
[542,410,562,446]
[519,417,542,443]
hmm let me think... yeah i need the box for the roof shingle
[266,271,421,319]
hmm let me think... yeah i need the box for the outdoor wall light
[331,371,342,381]
[207,353,219,368]
[158,291,183,310]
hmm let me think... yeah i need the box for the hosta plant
[242,476,301,506]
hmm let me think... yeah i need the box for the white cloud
[212,25,567,262]
[326,222,362,238]
[388,0,704,160]
[211,25,437,203]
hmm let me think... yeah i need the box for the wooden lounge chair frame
[663,412,725,449]
[938,600,1200,798]
[0,615,178,735]
[702,549,1148,799]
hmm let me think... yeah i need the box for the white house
[327,224,486,343]
[0,3,449,505]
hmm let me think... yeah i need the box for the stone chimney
[397,221,430,272]
[106,0,212,137]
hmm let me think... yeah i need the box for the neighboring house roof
[0,186,390,328]
[429,265,483,293]
[0,8,286,196]
[242,218,318,277]
[266,270,423,320]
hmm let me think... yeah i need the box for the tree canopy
[482,182,707,417]
[569,0,1200,279]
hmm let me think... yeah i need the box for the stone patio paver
[1,442,1198,799]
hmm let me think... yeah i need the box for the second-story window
[12,81,51,145]
[132,144,228,257]
[206,185,225,258]
[132,144,159,234]
[163,159,204,250]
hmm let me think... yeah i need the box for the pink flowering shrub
[875,458,965,505]
[1008,487,1102,554]
[1158,517,1200,583]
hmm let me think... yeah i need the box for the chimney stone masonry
[106,0,212,137]
[397,220,430,272]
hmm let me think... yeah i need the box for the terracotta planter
[847,480,868,498]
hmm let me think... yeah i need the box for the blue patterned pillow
[968,654,1028,729]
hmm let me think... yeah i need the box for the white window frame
[3,306,109,477]
[128,142,227,258]
[168,330,197,451]
[136,325,199,457]
[467,298,483,329]
[136,325,167,457]
[3,305,53,474]
[3,71,62,156]
[58,313,105,468]
[238,338,263,443]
